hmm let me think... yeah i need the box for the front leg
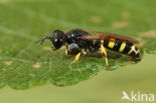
[65,43,72,56]
[65,49,72,56]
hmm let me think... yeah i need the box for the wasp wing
[82,30,138,43]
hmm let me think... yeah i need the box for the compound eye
[54,39,58,42]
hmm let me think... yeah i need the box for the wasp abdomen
[103,39,141,61]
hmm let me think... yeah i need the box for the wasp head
[51,30,65,50]
[36,30,65,50]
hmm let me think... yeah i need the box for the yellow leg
[100,43,110,70]
[68,49,87,65]
[68,52,81,65]
[65,43,73,56]
[65,49,72,56]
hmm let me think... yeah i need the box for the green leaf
[0,0,156,89]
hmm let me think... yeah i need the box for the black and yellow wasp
[36,29,141,70]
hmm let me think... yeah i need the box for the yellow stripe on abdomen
[108,41,115,49]
[119,41,126,52]
[128,44,136,54]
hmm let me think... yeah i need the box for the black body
[65,29,101,53]
[36,29,141,61]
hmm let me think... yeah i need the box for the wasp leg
[68,50,87,65]
[68,52,81,65]
[65,49,73,57]
[65,43,73,56]
[100,43,110,70]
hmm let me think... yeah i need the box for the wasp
[36,29,141,70]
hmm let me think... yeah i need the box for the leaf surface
[0,0,156,89]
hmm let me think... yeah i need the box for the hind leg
[100,42,110,70]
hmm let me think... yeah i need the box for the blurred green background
[0,0,156,103]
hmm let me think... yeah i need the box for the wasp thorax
[51,30,65,50]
